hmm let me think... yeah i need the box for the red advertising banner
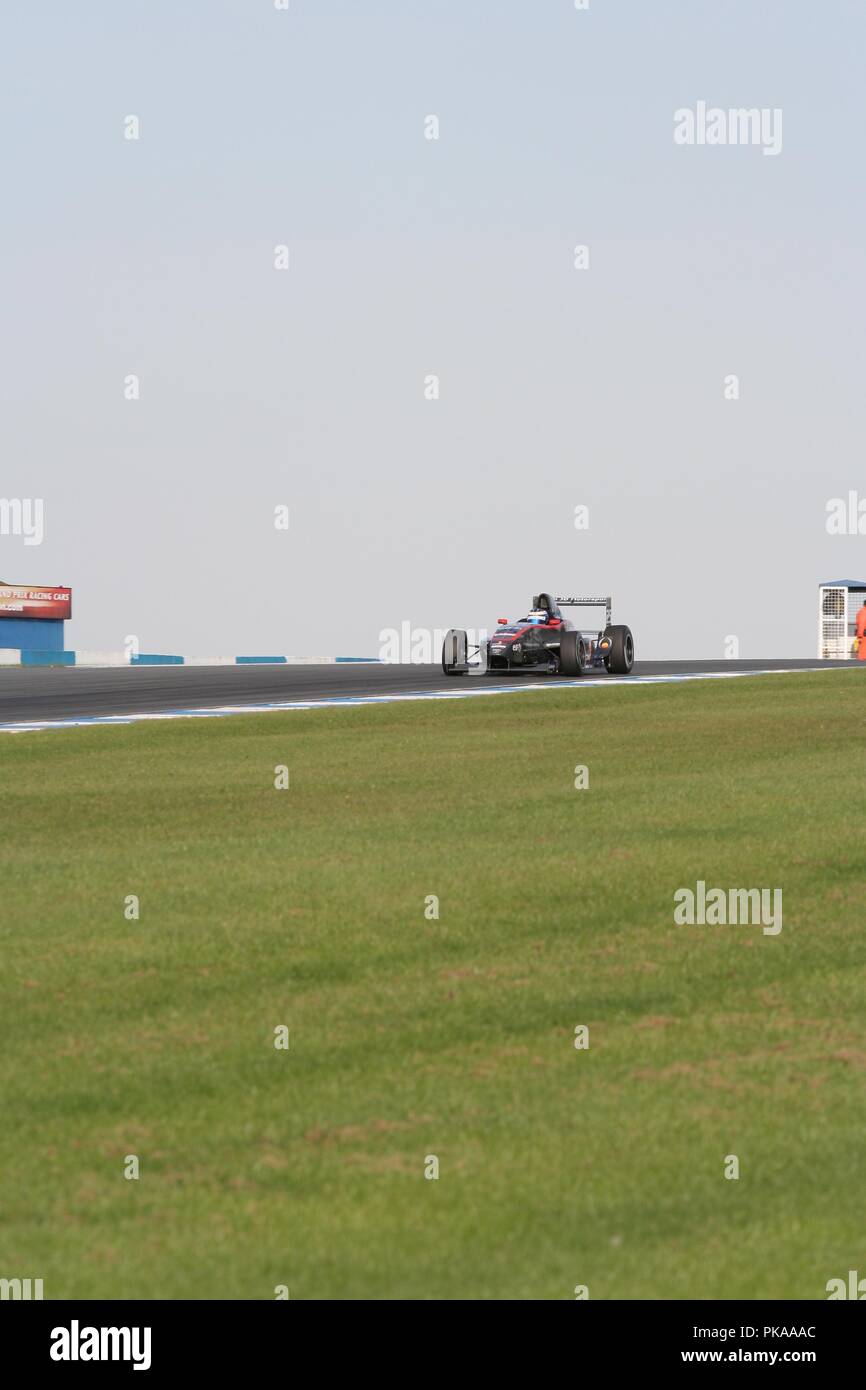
[0,584,72,620]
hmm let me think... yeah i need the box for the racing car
[442,592,634,677]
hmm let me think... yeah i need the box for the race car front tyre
[442,628,468,675]
[603,624,634,675]
[559,631,588,677]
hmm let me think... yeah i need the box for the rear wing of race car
[555,596,613,628]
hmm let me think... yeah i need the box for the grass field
[2,670,865,1300]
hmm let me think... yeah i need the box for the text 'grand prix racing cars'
[442,592,634,678]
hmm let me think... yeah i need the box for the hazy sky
[2,1,864,657]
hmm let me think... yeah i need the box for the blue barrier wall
[0,618,64,651]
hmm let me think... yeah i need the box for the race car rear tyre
[604,624,634,675]
[559,631,588,677]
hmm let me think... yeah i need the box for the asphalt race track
[0,659,859,727]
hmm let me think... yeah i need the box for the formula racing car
[442,592,634,677]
